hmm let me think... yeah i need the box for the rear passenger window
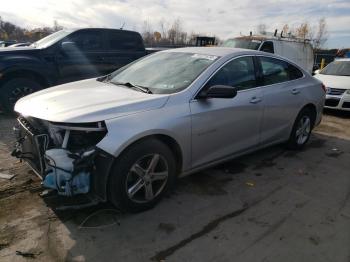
[109,32,144,51]
[68,31,103,51]
[260,57,304,85]
[206,56,257,91]
[260,57,290,85]
[288,64,304,80]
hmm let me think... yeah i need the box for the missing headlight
[41,121,107,195]
[47,121,107,151]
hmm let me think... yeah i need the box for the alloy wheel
[126,154,169,203]
[8,86,35,106]
[295,115,311,145]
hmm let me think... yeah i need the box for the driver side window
[205,56,257,91]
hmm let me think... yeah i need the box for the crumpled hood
[314,74,350,90]
[15,78,169,123]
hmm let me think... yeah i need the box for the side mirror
[61,41,77,53]
[314,69,320,75]
[198,85,238,99]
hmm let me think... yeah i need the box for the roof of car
[165,47,263,57]
[72,28,141,34]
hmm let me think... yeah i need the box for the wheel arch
[0,68,50,88]
[300,103,317,127]
[116,134,183,175]
[286,102,317,149]
[93,133,184,201]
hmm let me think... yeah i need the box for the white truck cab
[222,35,314,74]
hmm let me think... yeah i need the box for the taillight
[321,83,326,93]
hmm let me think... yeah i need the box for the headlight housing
[48,121,107,151]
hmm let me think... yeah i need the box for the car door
[55,29,107,83]
[190,56,264,168]
[101,31,146,73]
[258,56,305,145]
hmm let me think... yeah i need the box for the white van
[222,36,314,73]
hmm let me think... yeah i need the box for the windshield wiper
[97,74,113,82]
[112,81,152,94]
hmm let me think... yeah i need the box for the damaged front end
[12,116,107,197]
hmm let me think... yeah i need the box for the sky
[0,0,349,48]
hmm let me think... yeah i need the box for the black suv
[0,28,148,111]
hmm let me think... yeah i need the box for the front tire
[0,78,42,112]
[108,139,177,212]
[287,108,314,149]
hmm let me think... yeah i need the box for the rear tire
[108,139,177,213]
[287,108,314,149]
[0,78,42,112]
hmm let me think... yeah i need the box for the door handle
[291,88,300,95]
[250,97,262,104]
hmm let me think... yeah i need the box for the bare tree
[282,24,290,37]
[141,20,154,45]
[256,24,267,35]
[167,27,176,44]
[188,31,198,45]
[168,19,184,44]
[295,22,312,40]
[313,18,328,49]
[214,35,222,45]
[53,20,63,32]
[159,19,168,41]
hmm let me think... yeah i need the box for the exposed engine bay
[12,115,107,196]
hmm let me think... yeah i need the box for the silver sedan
[14,47,325,212]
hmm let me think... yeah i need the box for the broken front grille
[342,102,350,109]
[325,98,340,107]
[15,117,49,177]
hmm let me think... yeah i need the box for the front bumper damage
[43,148,95,196]
[12,115,110,198]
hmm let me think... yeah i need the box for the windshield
[320,61,350,76]
[110,52,219,94]
[221,38,261,50]
[30,29,73,48]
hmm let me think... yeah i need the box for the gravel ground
[0,110,349,262]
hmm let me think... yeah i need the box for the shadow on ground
[37,134,350,262]
[323,108,350,118]
[1,113,350,262]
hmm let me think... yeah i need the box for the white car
[314,58,350,111]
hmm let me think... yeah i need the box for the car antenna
[274,29,277,37]
[120,22,125,30]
